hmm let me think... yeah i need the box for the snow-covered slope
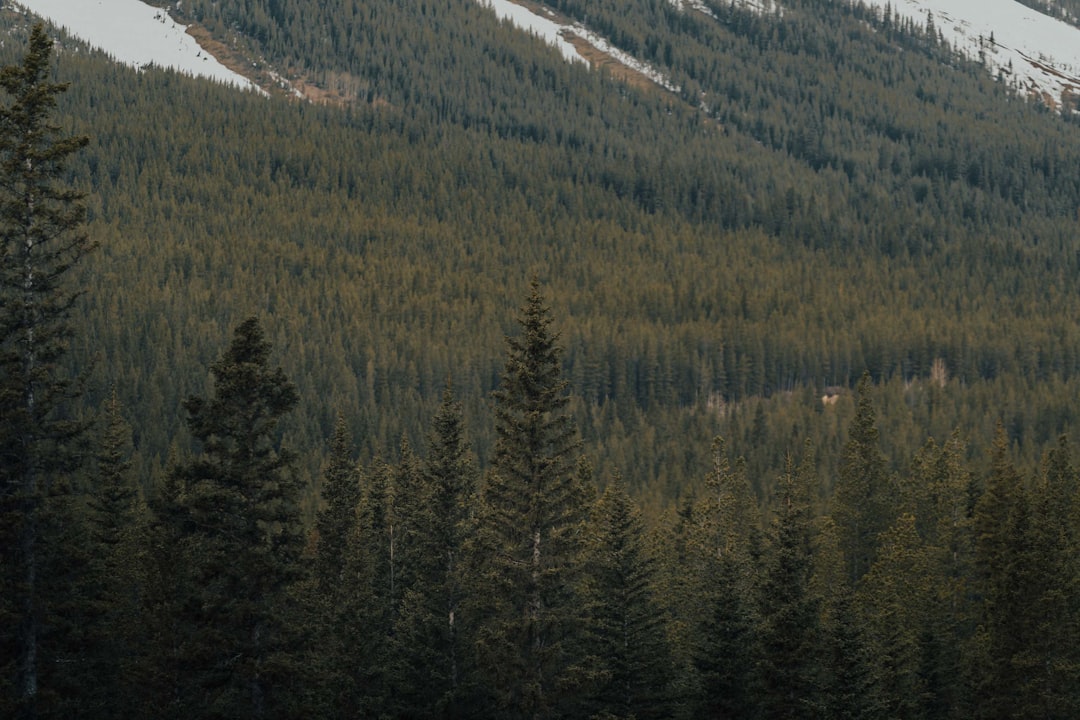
[886,0,1080,107]
[13,0,260,92]
[11,0,1080,109]
[480,0,1080,106]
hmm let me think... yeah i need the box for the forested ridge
[11,0,1080,493]
[2,0,1080,712]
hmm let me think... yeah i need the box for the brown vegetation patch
[183,21,351,105]
[562,33,658,93]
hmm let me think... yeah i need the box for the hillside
[5,4,1080,717]
[4,0,1080,499]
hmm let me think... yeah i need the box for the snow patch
[13,0,262,92]
[481,0,589,66]
[564,24,681,92]
[478,0,681,91]
[876,0,1080,107]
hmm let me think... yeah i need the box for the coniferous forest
[3,0,1080,714]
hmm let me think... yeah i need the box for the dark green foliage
[0,24,92,719]
[474,280,590,719]
[581,475,675,720]
[80,390,144,718]
[310,412,362,717]
[392,386,479,717]
[163,318,304,719]
[315,412,361,592]
[832,373,897,586]
[755,452,822,720]
[856,514,933,719]
[10,0,1080,714]
[691,438,760,720]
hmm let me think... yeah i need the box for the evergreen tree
[970,423,1028,720]
[0,24,92,720]
[81,390,144,717]
[164,317,304,719]
[692,438,760,720]
[917,432,977,719]
[394,385,479,717]
[312,412,362,717]
[832,372,896,587]
[1028,436,1080,715]
[474,280,589,719]
[856,513,933,719]
[341,458,396,716]
[756,451,822,720]
[580,474,675,720]
[815,518,874,720]
[315,412,361,592]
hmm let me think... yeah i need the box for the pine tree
[1029,436,1080,715]
[312,412,362,717]
[815,518,874,720]
[832,372,896,587]
[315,412,361,593]
[393,385,479,717]
[917,432,977,719]
[81,390,145,717]
[341,458,396,717]
[474,280,589,719]
[755,451,823,720]
[693,437,760,720]
[164,317,304,719]
[0,24,92,719]
[970,423,1028,720]
[856,514,932,719]
[580,474,675,720]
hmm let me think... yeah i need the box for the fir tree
[856,514,932,719]
[756,452,822,720]
[580,474,675,720]
[312,412,362,717]
[165,317,304,719]
[394,385,479,717]
[81,390,144,717]
[832,372,896,587]
[475,280,589,719]
[315,412,361,593]
[0,24,92,720]
[693,438,760,720]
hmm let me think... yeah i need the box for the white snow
[481,0,588,66]
[886,0,1080,105]
[479,0,684,90]
[564,24,681,92]
[12,0,1080,110]
[13,0,261,92]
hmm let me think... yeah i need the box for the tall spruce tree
[1028,437,1080,715]
[315,412,362,593]
[82,390,144,717]
[0,24,92,720]
[832,372,896,587]
[693,438,760,720]
[165,317,304,719]
[393,385,479,717]
[756,451,823,720]
[969,423,1026,720]
[856,514,933,719]
[475,280,589,719]
[580,473,675,720]
[312,412,363,717]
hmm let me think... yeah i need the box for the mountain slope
[2,1,1080,497]
[17,0,1080,110]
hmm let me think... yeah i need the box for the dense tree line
[8,0,1080,496]
[3,7,1080,714]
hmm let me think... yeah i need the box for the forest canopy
[2,0,1080,709]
